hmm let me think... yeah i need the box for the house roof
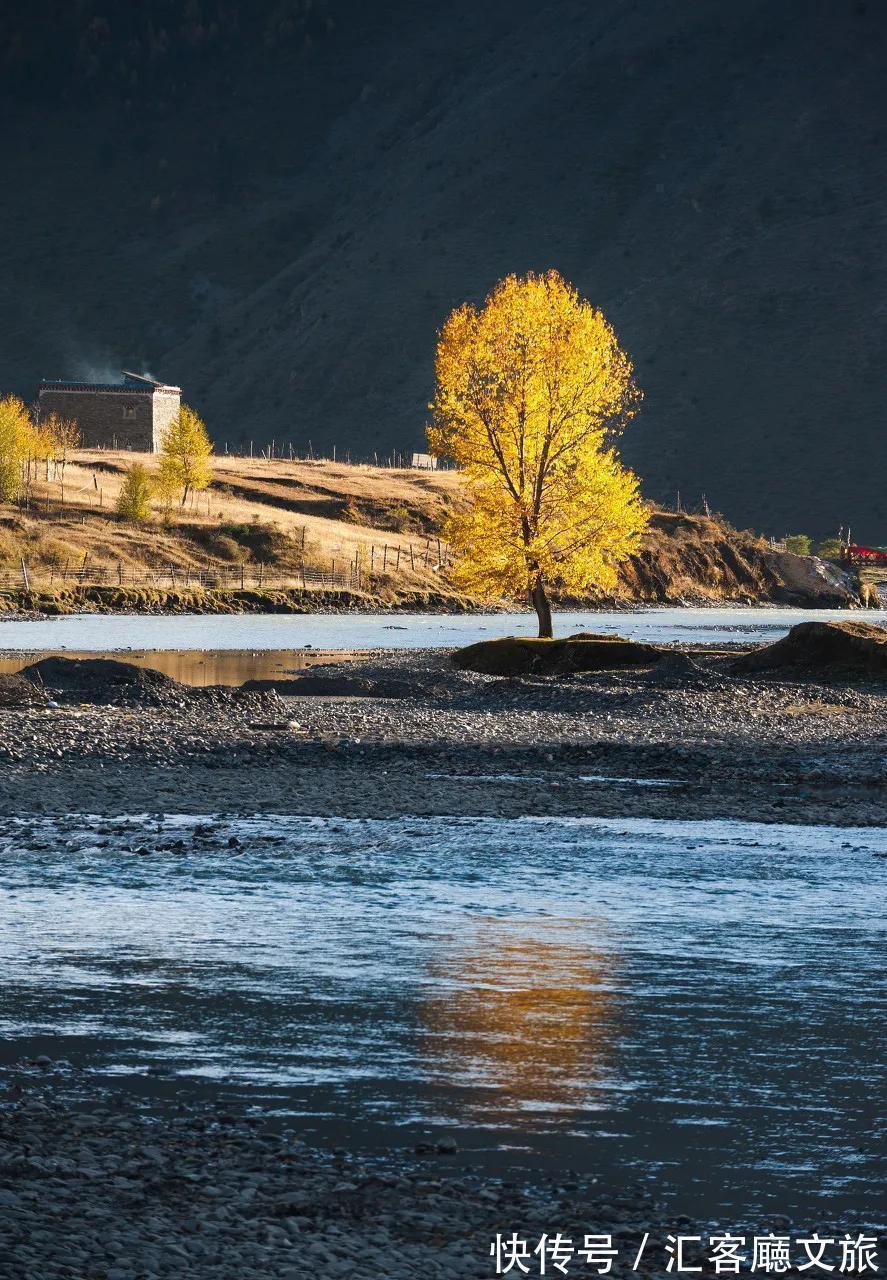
[39,372,181,395]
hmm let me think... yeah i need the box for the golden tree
[116,462,154,523]
[158,404,213,507]
[41,412,80,480]
[0,395,33,503]
[428,271,648,637]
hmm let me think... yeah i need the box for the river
[1,813,884,1224]
[1,606,885,656]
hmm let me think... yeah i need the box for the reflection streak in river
[423,921,616,1124]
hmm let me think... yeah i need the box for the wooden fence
[0,562,362,594]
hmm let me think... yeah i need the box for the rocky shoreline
[0,647,885,826]
[13,1071,871,1280]
[0,1075,657,1280]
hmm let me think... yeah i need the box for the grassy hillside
[0,452,853,613]
[0,451,462,593]
[2,1,885,540]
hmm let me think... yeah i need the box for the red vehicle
[842,544,887,566]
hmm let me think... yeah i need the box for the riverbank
[1,648,885,825]
[0,584,483,617]
[1,1076,830,1280]
[0,451,862,612]
[4,1074,878,1280]
[3,648,885,1277]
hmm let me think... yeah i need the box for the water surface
[1,813,883,1222]
[0,648,345,686]
[1,606,885,652]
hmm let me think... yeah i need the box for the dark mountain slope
[2,0,885,538]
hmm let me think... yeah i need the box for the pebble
[0,1085,681,1280]
[0,649,883,825]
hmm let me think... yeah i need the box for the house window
[122,405,136,420]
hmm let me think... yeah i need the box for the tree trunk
[530,573,553,638]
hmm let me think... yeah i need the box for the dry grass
[0,451,463,590]
[784,701,850,718]
[0,454,815,608]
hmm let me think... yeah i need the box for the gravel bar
[1,648,885,826]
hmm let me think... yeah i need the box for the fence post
[118,561,123,585]
[410,545,415,571]
[395,546,401,570]
[21,559,30,591]
[383,545,388,571]
[424,540,430,567]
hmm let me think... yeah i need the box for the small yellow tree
[0,395,33,503]
[116,462,154,522]
[428,270,648,637]
[158,404,213,507]
[42,413,80,480]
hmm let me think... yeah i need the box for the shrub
[116,463,154,522]
[343,497,368,524]
[785,534,812,556]
[207,534,246,562]
[184,521,294,565]
[815,537,844,559]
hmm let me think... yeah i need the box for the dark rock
[451,636,662,677]
[19,657,182,707]
[733,621,887,677]
[241,675,417,698]
[641,651,719,688]
[0,674,47,708]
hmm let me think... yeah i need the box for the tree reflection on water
[422,918,619,1126]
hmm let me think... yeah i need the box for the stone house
[37,371,181,451]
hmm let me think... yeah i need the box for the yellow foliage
[158,404,213,506]
[427,270,648,634]
[41,412,80,458]
[116,462,154,523]
[0,395,32,503]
